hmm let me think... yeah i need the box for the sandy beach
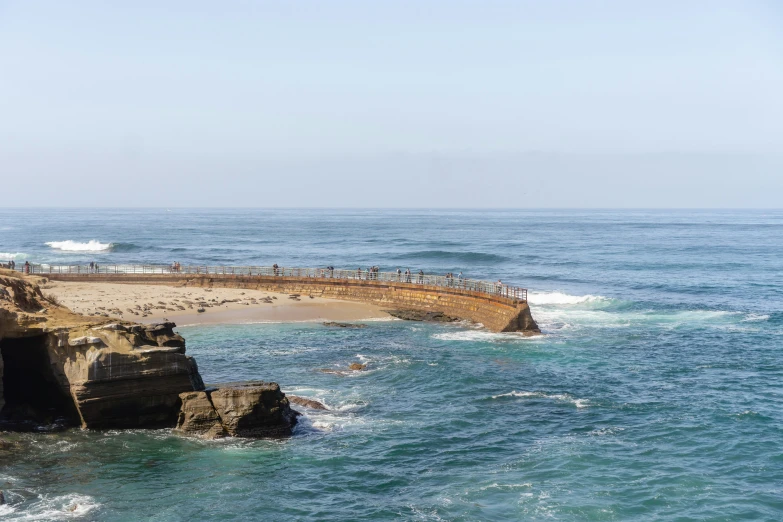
[43,281,390,325]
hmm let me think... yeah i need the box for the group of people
[357,266,381,280]
[263,264,507,294]
[170,261,182,272]
[88,261,100,272]
[1,260,17,270]
[444,272,464,286]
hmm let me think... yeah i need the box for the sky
[1,0,781,208]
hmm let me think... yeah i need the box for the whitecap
[527,291,609,306]
[491,390,589,408]
[45,240,112,252]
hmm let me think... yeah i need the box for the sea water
[0,209,782,521]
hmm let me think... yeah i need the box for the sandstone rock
[348,363,366,371]
[175,382,298,439]
[287,395,328,410]
[0,272,204,430]
[175,390,226,439]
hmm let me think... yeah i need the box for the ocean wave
[45,240,113,252]
[532,307,744,332]
[527,291,610,306]
[390,250,508,263]
[492,390,589,408]
[0,252,27,260]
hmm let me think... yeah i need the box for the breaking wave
[527,291,610,306]
[0,252,27,261]
[45,240,113,252]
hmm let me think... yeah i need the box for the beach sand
[43,281,390,326]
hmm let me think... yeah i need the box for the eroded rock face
[0,271,203,430]
[176,382,299,439]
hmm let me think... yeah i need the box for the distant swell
[46,240,113,252]
[392,250,508,263]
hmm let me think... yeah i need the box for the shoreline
[43,281,391,326]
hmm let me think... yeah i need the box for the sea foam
[45,240,113,252]
[492,390,590,408]
[527,291,609,306]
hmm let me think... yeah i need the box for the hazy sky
[1,1,781,207]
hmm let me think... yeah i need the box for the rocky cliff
[0,271,200,430]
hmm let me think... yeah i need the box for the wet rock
[287,395,328,410]
[348,363,367,371]
[176,381,298,439]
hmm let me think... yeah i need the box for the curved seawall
[42,273,540,333]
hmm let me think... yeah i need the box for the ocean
[1,209,782,520]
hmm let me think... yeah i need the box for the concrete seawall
[43,274,540,333]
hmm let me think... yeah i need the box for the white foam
[45,240,112,252]
[432,329,539,342]
[491,390,589,408]
[742,313,770,322]
[0,252,26,260]
[4,493,99,520]
[527,291,608,305]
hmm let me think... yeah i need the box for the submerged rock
[348,363,367,371]
[176,381,299,439]
[385,309,459,323]
[322,322,367,329]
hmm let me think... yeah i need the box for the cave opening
[0,335,79,431]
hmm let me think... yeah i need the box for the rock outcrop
[176,382,299,439]
[0,270,203,430]
[287,395,328,410]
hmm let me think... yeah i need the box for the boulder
[348,363,366,371]
[175,381,299,439]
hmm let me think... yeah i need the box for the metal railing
[17,263,527,302]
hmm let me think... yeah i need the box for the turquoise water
[1,209,782,520]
